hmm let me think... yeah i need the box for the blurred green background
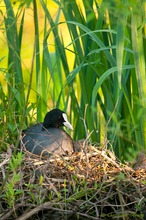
[0,0,146,161]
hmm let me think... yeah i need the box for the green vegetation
[1,0,146,160]
[0,0,146,219]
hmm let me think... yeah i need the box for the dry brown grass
[0,146,146,220]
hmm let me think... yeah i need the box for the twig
[15,202,73,220]
[0,203,31,220]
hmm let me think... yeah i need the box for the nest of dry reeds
[0,145,146,220]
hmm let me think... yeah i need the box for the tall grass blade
[131,4,146,148]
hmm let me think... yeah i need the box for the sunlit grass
[0,0,146,161]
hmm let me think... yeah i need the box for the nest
[0,145,146,220]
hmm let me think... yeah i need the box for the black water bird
[21,109,75,158]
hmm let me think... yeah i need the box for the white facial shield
[62,113,73,130]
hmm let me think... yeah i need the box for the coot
[21,109,74,158]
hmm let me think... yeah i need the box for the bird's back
[21,124,74,158]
